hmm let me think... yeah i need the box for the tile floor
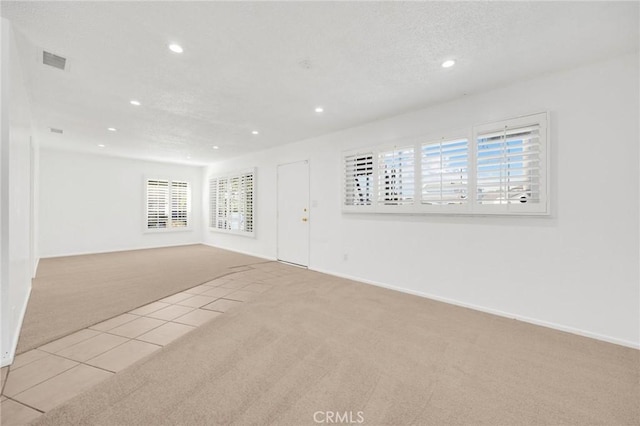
[0,268,275,425]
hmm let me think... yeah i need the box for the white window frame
[472,113,549,215]
[209,168,256,237]
[419,131,472,214]
[342,112,549,216]
[144,177,192,232]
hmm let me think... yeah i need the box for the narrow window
[378,146,414,205]
[421,138,468,205]
[344,153,374,206]
[209,169,255,235]
[147,179,169,229]
[170,181,189,228]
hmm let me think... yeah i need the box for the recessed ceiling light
[251,130,259,135]
[169,44,183,53]
[107,127,117,132]
[315,107,324,113]
[98,144,105,148]
[186,155,191,159]
[130,100,141,106]
[442,59,456,68]
[212,145,219,150]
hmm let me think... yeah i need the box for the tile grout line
[47,337,134,366]
[101,321,169,340]
[4,395,46,414]
[88,313,142,332]
[7,360,78,401]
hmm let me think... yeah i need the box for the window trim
[208,167,256,238]
[342,112,549,216]
[143,177,192,233]
[471,113,549,215]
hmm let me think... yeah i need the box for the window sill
[144,227,194,234]
[209,228,255,238]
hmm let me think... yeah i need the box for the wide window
[209,169,255,236]
[146,179,191,230]
[342,112,548,215]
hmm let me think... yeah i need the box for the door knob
[302,218,308,222]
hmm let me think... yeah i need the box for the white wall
[1,19,36,366]
[204,53,640,348]
[39,150,204,257]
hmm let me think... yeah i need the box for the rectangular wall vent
[49,128,63,134]
[43,51,66,70]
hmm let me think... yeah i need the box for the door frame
[276,159,310,267]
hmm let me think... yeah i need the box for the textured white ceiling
[2,1,638,165]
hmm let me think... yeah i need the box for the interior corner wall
[39,149,204,257]
[1,18,35,366]
[204,52,640,348]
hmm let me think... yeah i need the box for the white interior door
[277,160,310,267]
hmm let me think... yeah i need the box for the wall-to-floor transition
[203,53,640,348]
[38,150,205,257]
[1,19,36,366]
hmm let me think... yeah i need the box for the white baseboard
[1,285,32,367]
[32,257,39,278]
[201,242,277,262]
[39,242,203,260]
[310,267,640,350]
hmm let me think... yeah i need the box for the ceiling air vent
[49,128,63,134]
[42,51,66,70]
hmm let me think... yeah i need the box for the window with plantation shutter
[342,112,548,215]
[421,138,468,205]
[171,181,189,228]
[344,153,374,207]
[145,179,191,230]
[242,173,254,232]
[209,169,255,236]
[474,113,548,214]
[378,146,415,205]
[147,179,169,229]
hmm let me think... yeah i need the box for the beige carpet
[34,262,639,425]
[18,245,264,354]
